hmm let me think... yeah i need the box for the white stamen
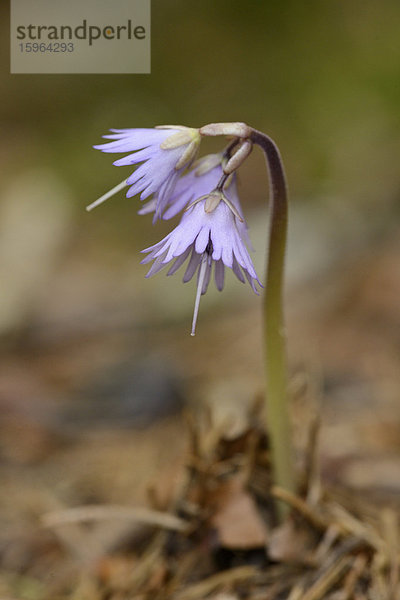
[191,255,208,336]
[86,179,128,212]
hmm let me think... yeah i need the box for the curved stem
[250,129,295,518]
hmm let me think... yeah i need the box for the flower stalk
[201,124,295,517]
[250,129,295,518]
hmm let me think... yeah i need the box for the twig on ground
[42,504,189,532]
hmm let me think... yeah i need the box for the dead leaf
[210,475,268,549]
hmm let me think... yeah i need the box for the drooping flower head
[141,171,261,335]
[88,126,200,218]
[89,123,261,334]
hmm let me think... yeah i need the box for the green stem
[250,129,295,519]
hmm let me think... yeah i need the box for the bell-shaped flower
[88,126,200,218]
[141,189,261,335]
[139,153,253,249]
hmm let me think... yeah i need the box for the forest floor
[0,229,399,599]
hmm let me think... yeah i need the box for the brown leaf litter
[5,401,394,600]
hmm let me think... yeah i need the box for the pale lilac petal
[225,177,254,251]
[112,146,156,166]
[162,187,196,219]
[183,249,202,282]
[163,160,224,220]
[141,253,156,265]
[221,244,233,268]
[138,198,157,215]
[194,226,210,254]
[214,260,225,291]
[155,171,180,220]
[244,270,260,294]
[232,235,259,281]
[167,248,191,276]
[200,260,212,294]
[145,250,169,277]
[231,256,246,284]
[141,232,172,258]
[94,127,197,218]
[126,177,147,199]
[126,157,157,183]
[95,128,171,152]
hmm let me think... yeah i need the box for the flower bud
[223,140,253,175]
[199,122,251,138]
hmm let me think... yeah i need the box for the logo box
[10,0,151,74]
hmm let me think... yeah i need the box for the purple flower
[88,126,200,217]
[139,153,223,219]
[139,153,254,249]
[141,188,261,335]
